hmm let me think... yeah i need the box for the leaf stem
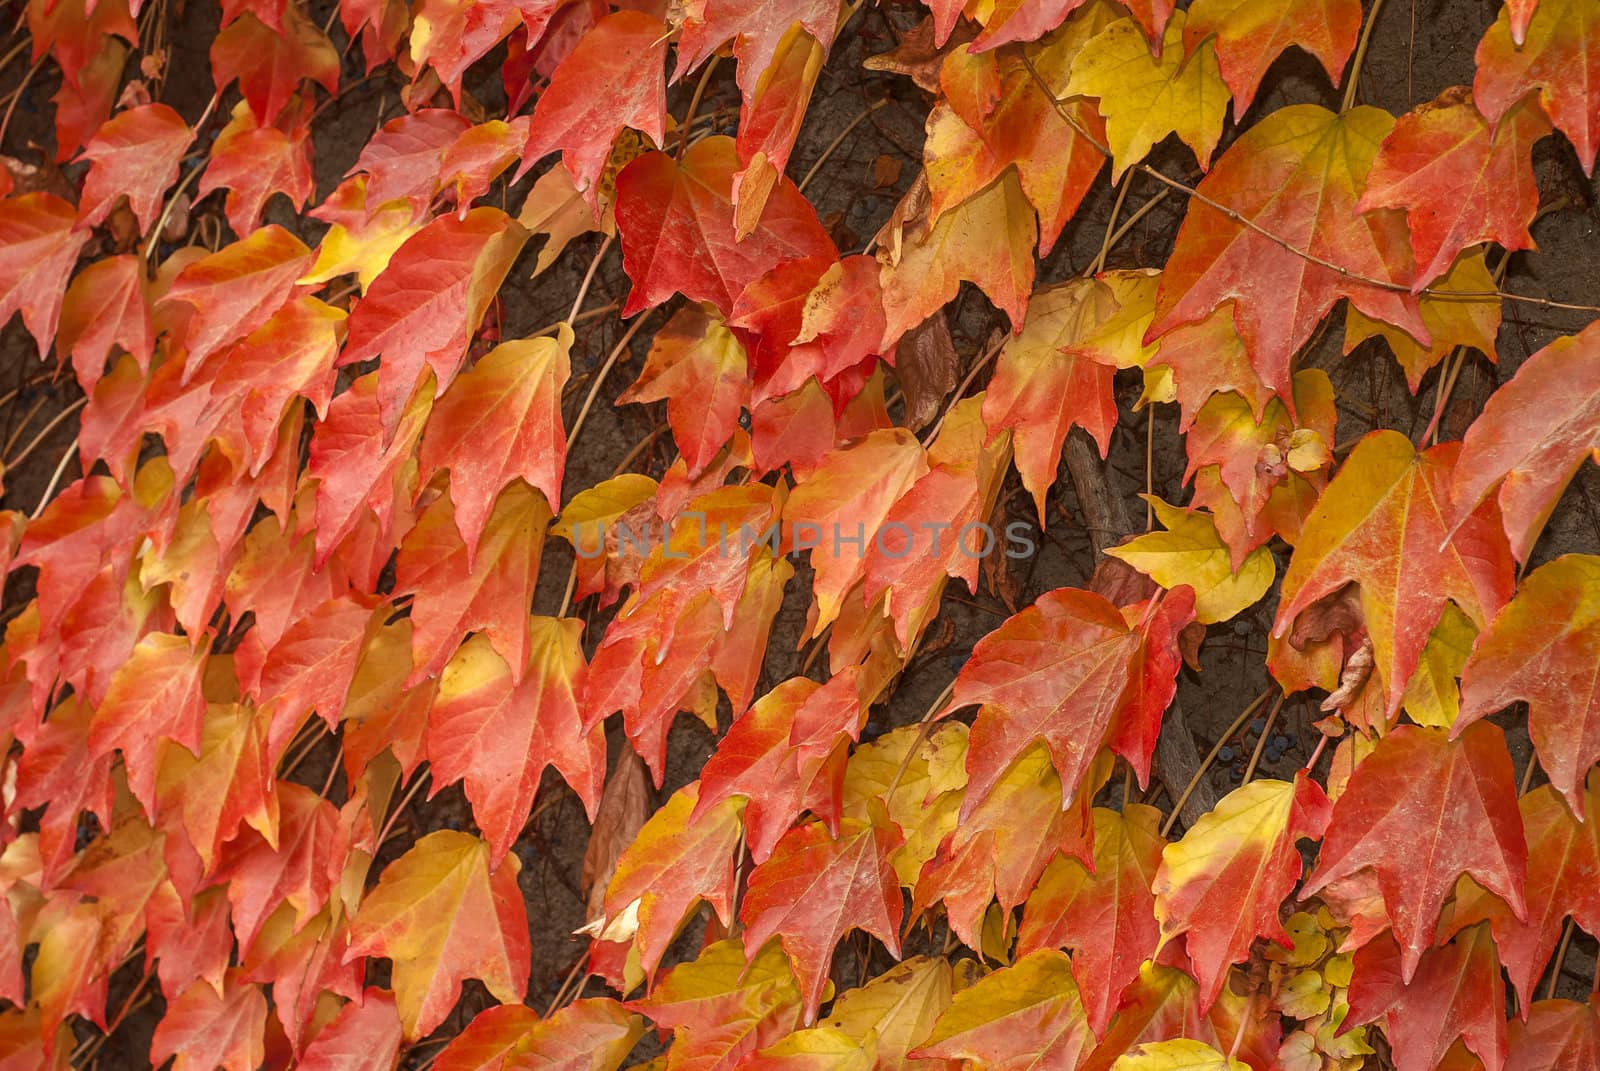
[1341,0,1386,113]
[799,98,890,194]
[1242,693,1287,782]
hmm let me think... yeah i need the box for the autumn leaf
[912,950,1096,1071]
[1301,722,1527,983]
[199,99,315,236]
[427,620,602,862]
[1182,0,1362,118]
[1065,12,1229,180]
[1148,105,1426,403]
[741,805,905,1022]
[951,587,1138,813]
[1346,923,1507,1071]
[338,207,529,434]
[347,830,531,1039]
[1451,777,1600,1010]
[149,973,268,1071]
[878,171,1036,350]
[1474,0,1600,172]
[1359,88,1548,287]
[1112,1039,1248,1071]
[75,103,193,234]
[618,305,749,479]
[1449,319,1600,562]
[1506,1000,1600,1071]
[1273,431,1515,722]
[1019,804,1166,1036]
[981,277,1119,520]
[1153,775,1331,1009]
[517,11,669,197]
[631,938,803,1071]
[1344,249,1502,392]
[614,135,836,317]
[1108,496,1275,624]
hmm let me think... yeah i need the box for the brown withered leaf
[581,748,652,927]
[863,16,973,94]
[895,312,959,430]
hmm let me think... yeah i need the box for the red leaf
[741,806,905,1023]
[1182,0,1362,119]
[0,193,89,352]
[158,224,315,372]
[339,207,528,433]
[1347,924,1507,1071]
[298,990,404,1071]
[1506,1000,1600,1071]
[199,99,316,235]
[76,102,193,233]
[517,10,669,196]
[613,135,836,317]
[427,620,603,862]
[150,973,269,1071]
[57,254,154,395]
[951,587,1139,814]
[209,9,339,124]
[1474,0,1600,173]
[1302,722,1528,983]
[348,109,472,216]
[88,632,208,812]
[418,328,569,555]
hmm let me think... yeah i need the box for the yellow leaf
[301,177,421,290]
[1400,602,1477,728]
[519,160,614,277]
[842,723,968,885]
[1343,250,1500,392]
[1107,497,1275,623]
[1066,12,1231,180]
[1112,1039,1249,1071]
[822,957,955,1067]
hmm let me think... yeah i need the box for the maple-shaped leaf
[159,224,315,372]
[1183,0,1361,118]
[1359,88,1548,286]
[1302,722,1527,982]
[1148,105,1426,403]
[428,620,602,862]
[1018,804,1165,1036]
[1076,962,1275,1071]
[418,324,567,557]
[1153,774,1331,1010]
[675,0,840,91]
[0,193,89,352]
[155,700,279,872]
[818,957,960,1071]
[951,586,1139,813]
[396,483,550,685]
[297,989,404,1071]
[88,632,208,812]
[1113,1040,1248,1071]
[925,19,1110,256]
[913,739,1100,949]
[981,277,1118,520]
[347,830,530,1039]
[210,9,339,123]
[439,117,529,216]
[912,950,1095,1071]
[241,904,364,1048]
[1455,555,1600,815]
[75,102,192,234]
[211,782,344,952]
[1449,319,1600,562]
[783,427,929,635]
[741,806,905,1023]
[517,10,668,197]
[149,973,268,1071]
[613,135,836,316]
[618,305,749,479]
[306,369,432,565]
[235,593,378,742]
[58,253,154,395]
[433,999,642,1071]
[861,395,1013,650]
[728,26,825,230]
[1475,0,1600,173]
[199,99,316,236]
[1273,431,1515,721]
[631,937,803,1071]
[518,161,612,277]
[1108,497,1275,624]
[347,109,471,216]
[1347,923,1507,1071]
[339,206,529,433]
[692,677,819,862]
[878,170,1036,350]
[1345,249,1502,392]
[1452,776,1600,1010]
[1506,1000,1600,1071]
[1066,12,1229,180]
[598,781,744,981]
[406,0,519,106]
